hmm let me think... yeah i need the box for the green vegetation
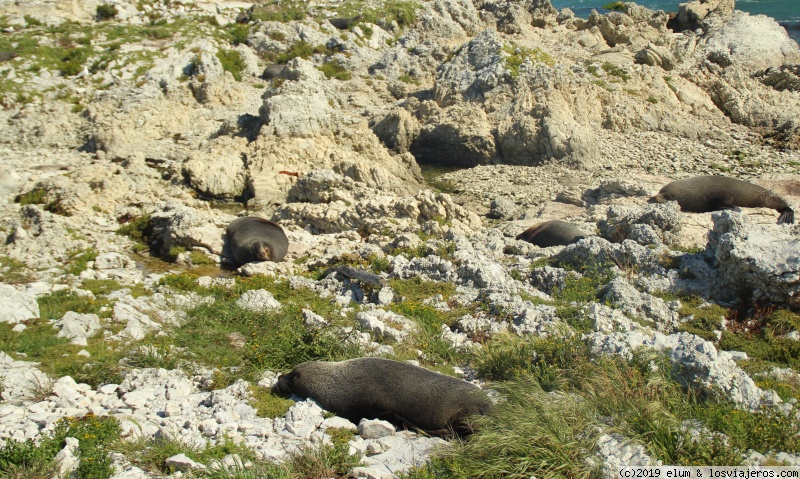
[249,385,295,418]
[646,96,658,104]
[216,49,246,81]
[151,274,364,383]
[65,248,99,276]
[502,43,555,80]
[398,73,420,85]
[0,256,34,284]
[601,61,631,81]
[0,414,120,479]
[603,1,627,11]
[15,187,48,206]
[250,1,309,23]
[407,341,800,478]
[318,59,352,80]
[124,435,255,475]
[116,215,154,253]
[96,4,119,21]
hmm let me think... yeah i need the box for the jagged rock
[236,289,281,312]
[0,284,39,324]
[488,197,520,219]
[53,436,80,478]
[601,278,681,331]
[358,419,396,439]
[708,211,800,303]
[701,12,800,71]
[54,311,101,346]
[529,265,582,296]
[275,173,480,235]
[165,453,206,472]
[674,0,735,31]
[183,136,249,200]
[150,202,235,257]
[598,202,682,246]
[590,330,770,410]
[357,310,417,343]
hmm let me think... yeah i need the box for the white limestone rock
[236,289,281,312]
[54,311,101,346]
[357,419,396,439]
[0,284,39,324]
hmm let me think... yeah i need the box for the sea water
[549,0,800,43]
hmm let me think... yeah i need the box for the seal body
[515,220,587,247]
[226,217,289,265]
[651,176,794,225]
[328,14,362,29]
[274,358,491,434]
[262,64,286,79]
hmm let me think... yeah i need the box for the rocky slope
[1,0,800,477]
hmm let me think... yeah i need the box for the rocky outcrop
[708,211,800,303]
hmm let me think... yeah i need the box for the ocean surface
[550,0,800,43]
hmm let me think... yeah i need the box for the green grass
[603,1,627,11]
[601,62,631,82]
[216,49,246,81]
[318,59,352,80]
[388,278,456,302]
[65,248,99,276]
[96,4,119,21]
[407,339,800,478]
[249,385,295,418]
[124,435,255,475]
[116,215,154,252]
[502,43,555,80]
[0,414,120,479]
[155,275,364,382]
[250,1,309,23]
[16,187,47,206]
[0,256,34,284]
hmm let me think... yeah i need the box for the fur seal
[328,14,362,29]
[515,220,588,247]
[0,52,18,62]
[226,217,289,265]
[274,358,491,434]
[263,64,286,79]
[650,175,794,225]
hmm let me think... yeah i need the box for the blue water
[550,0,800,42]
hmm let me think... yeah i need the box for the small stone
[357,419,395,439]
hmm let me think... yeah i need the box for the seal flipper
[778,208,795,225]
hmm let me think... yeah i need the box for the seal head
[226,217,289,266]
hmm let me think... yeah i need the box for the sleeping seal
[226,217,289,266]
[274,358,491,435]
[650,175,794,225]
[328,14,362,29]
[515,220,588,247]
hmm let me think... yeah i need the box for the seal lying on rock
[328,14,362,29]
[650,175,794,225]
[226,217,289,265]
[515,220,588,247]
[274,358,492,435]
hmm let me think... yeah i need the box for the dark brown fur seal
[328,14,362,29]
[263,64,286,79]
[515,220,587,247]
[226,217,289,265]
[0,52,18,62]
[650,175,794,225]
[274,358,491,435]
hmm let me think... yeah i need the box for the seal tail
[778,208,794,225]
